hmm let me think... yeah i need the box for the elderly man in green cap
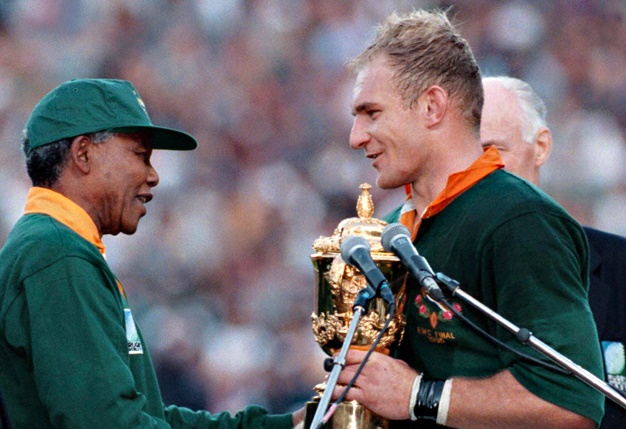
[0,79,303,429]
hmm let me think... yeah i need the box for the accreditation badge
[602,341,626,393]
[124,308,144,355]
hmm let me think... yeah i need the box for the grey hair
[21,129,115,152]
[91,130,115,143]
[482,76,547,143]
[21,130,116,187]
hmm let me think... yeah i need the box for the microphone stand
[434,272,626,411]
[308,288,373,429]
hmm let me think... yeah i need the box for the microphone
[340,236,395,306]
[381,223,444,300]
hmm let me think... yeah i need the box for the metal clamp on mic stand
[435,272,626,411]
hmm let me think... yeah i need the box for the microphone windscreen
[381,223,411,251]
[340,235,370,265]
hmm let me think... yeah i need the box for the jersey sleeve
[485,211,605,425]
[23,256,293,429]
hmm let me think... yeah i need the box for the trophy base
[304,398,388,429]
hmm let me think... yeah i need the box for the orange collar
[24,187,106,255]
[400,146,504,239]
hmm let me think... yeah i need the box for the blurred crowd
[0,0,625,415]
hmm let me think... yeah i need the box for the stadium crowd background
[0,0,625,415]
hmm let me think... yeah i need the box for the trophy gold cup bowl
[305,184,407,429]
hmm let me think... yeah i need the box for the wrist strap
[436,379,453,426]
[413,377,445,421]
[408,374,422,421]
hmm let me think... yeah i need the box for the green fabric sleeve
[485,211,604,424]
[164,406,293,429]
[24,255,295,429]
[1,215,295,429]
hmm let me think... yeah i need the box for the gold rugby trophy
[305,184,407,429]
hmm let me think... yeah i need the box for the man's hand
[292,406,306,428]
[332,349,419,420]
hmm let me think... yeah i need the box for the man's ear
[70,135,93,174]
[420,85,448,128]
[534,127,552,167]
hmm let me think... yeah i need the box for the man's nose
[349,116,371,150]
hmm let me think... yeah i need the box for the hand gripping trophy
[305,184,407,429]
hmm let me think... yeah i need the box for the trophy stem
[304,399,388,429]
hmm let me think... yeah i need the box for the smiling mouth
[137,195,153,204]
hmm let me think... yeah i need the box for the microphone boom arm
[435,272,626,411]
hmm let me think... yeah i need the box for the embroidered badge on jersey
[413,291,462,344]
[415,292,462,329]
[124,308,143,355]
[602,341,626,393]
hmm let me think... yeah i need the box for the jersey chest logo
[603,341,626,393]
[124,308,144,355]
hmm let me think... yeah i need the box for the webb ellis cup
[305,184,408,429]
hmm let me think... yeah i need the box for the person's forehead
[483,83,520,115]
[482,86,522,129]
[352,57,397,107]
[111,131,153,150]
[481,85,526,143]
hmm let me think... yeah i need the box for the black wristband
[413,378,445,421]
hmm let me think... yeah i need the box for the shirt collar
[399,146,504,238]
[24,187,106,255]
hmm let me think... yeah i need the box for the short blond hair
[349,9,483,131]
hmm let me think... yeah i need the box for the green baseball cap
[25,78,197,150]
